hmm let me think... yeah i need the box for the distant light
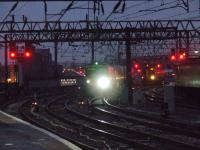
[11,53,15,57]
[156,64,161,68]
[95,62,98,65]
[7,78,12,83]
[4,143,14,146]
[150,75,156,80]
[134,63,139,69]
[32,102,37,105]
[194,51,199,54]
[150,67,154,71]
[86,79,90,84]
[10,52,16,58]
[25,52,31,57]
[170,55,176,61]
[137,69,141,73]
[179,54,184,60]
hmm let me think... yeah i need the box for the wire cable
[2,0,19,22]
[111,0,181,21]
[122,1,192,20]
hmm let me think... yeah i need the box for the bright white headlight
[97,76,111,90]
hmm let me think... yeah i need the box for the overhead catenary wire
[122,0,192,20]
[111,0,186,21]
[2,0,19,22]
[157,9,199,20]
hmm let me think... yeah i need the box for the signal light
[134,63,139,69]
[170,55,176,61]
[25,52,31,57]
[179,54,184,60]
[156,64,161,69]
[10,52,16,59]
[178,52,186,61]
[150,74,156,80]
[137,69,141,73]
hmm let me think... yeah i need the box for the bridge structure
[1,20,200,104]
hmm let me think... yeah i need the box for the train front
[84,62,121,98]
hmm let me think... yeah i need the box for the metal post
[125,29,133,105]
[186,31,190,53]
[178,32,182,52]
[117,42,120,64]
[91,41,94,63]
[176,32,179,82]
[4,35,8,82]
[54,40,58,78]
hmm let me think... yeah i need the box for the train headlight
[97,76,111,90]
[86,79,91,84]
[150,75,156,80]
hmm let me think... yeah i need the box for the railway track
[95,104,200,139]
[19,88,110,149]
[48,96,143,149]
[12,86,200,150]
[66,98,200,150]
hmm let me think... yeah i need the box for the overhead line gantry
[1,20,200,105]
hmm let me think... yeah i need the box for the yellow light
[7,78,12,83]
[150,68,154,71]
[150,75,156,80]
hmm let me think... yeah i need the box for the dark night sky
[0,0,199,65]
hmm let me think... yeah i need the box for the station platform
[0,111,81,150]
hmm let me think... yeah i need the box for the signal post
[6,41,32,86]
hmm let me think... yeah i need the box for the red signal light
[10,52,16,59]
[170,55,176,61]
[156,64,161,68]
[179,54,184,60]
[134,63,139,69]
[137,69,141,73]
[25,52,31,58]
[179,53,186,60]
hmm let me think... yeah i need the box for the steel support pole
[186,31,190,53]
[54,41,58,78]
[125,30,133,105]
[91,41,94,63]
[4,35,8,82]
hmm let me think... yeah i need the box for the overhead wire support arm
[2,0,19,22]
[180,0,189,12]
[43,0,48,22]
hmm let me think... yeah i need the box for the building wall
[23,48,62,84]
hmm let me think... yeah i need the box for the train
[84,62,124,97]
[84,60,175,98]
